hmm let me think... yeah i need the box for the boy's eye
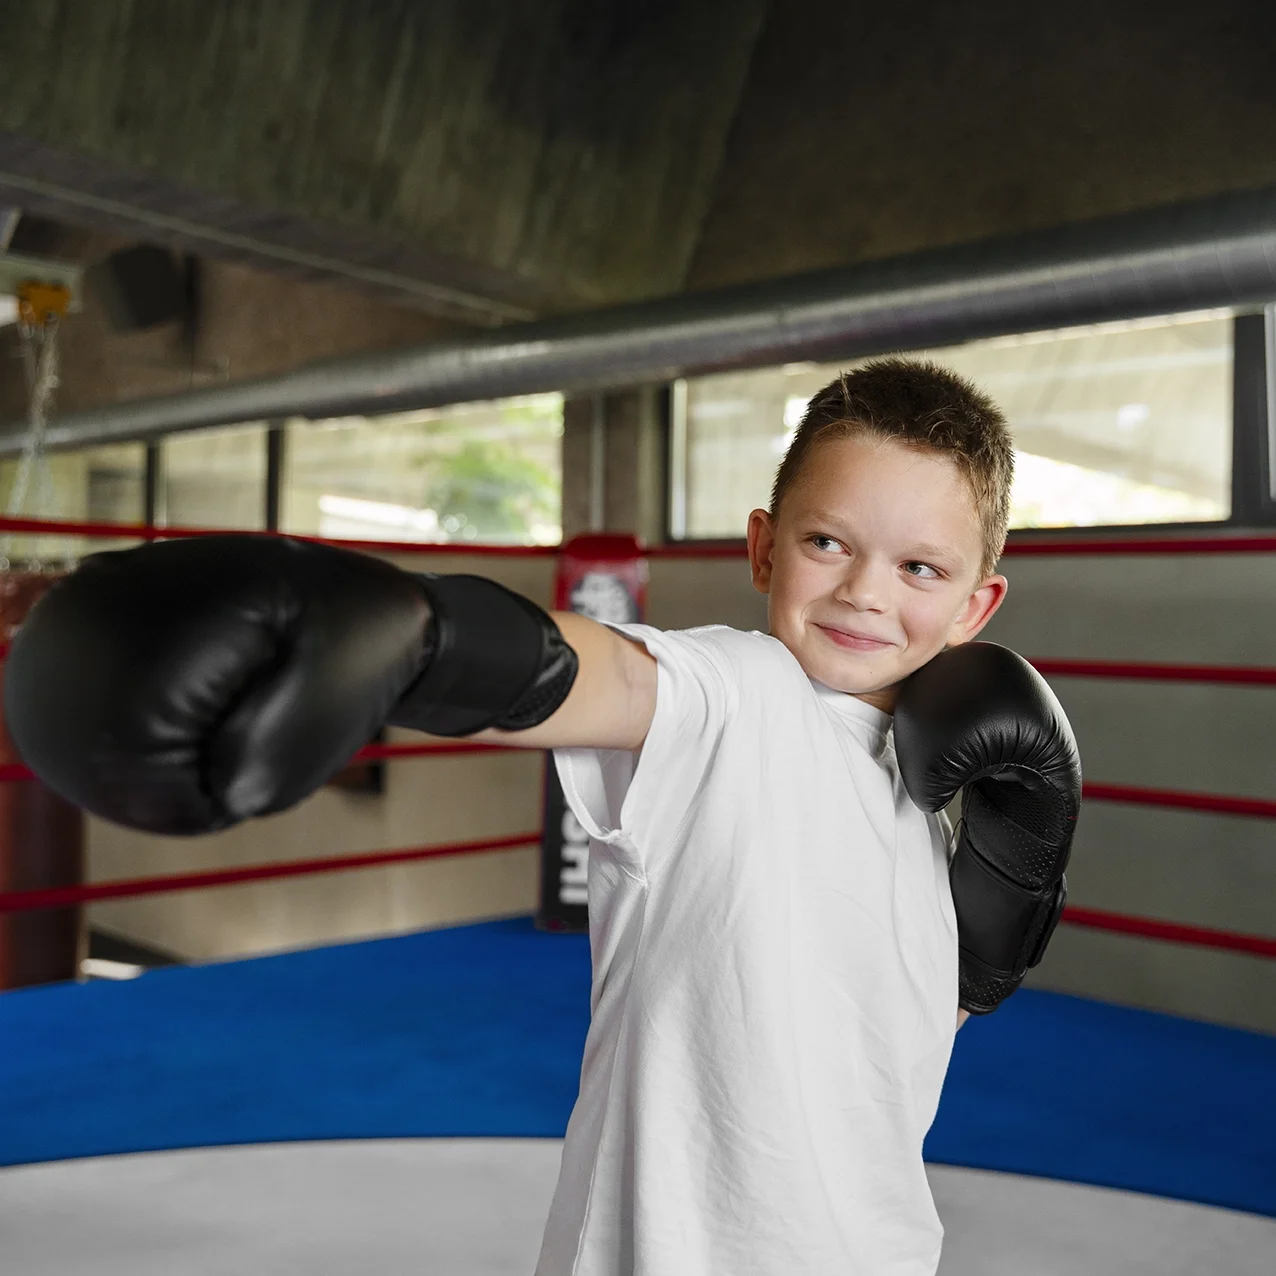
[904,561,941,580]
[809,538,942,579]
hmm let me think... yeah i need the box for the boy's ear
[747,509,776,595]
[946,574,1009,645]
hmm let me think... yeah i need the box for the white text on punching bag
[560,808,589,906]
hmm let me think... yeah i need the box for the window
[281,394,563,546]
[160,423,269,530]
[673,311,1234,539]
[0,442,146,564]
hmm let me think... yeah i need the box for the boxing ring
[0,513,1274,1274]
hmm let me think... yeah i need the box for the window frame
[1230,308,1276,527]
[664,308,1276,547]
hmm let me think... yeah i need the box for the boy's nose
[831,558,888,611]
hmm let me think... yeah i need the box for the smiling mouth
[815,624,893,650]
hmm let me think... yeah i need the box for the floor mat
[1,915,1271,1215]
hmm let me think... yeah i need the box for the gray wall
[983,550,1276,1036]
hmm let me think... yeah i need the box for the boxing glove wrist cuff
[951,818,1069,1014]
[956,879,1067,1016]
[387,574,578,737]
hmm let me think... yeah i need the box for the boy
[488,359,1058,1273]
[7,359,1079,1275]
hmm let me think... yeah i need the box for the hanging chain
[1,313,61,570]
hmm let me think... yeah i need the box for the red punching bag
[537,534,648,933]
[0,570,86,989]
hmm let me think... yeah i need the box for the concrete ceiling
[0,0,767,324]
[687,0,1276,290]
[2,0,1276,327]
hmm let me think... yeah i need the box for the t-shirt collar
[754,631,895,749]
[806,675,893,745]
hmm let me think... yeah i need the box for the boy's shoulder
[663,624,802,678]
[663,621,766,647]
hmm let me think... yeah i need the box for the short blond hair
[769,357,1015,581]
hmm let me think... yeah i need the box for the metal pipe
[6,186,1276,457]
[588,393,607,532]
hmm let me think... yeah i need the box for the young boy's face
[747,434,1008,713]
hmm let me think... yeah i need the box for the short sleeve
[552,624,736,874]
[929,802,959,866]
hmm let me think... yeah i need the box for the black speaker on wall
[88,244,189,332]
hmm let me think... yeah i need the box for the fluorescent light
[81,957,145,980]
[771,425,797,454]
[317,494,439,533]
[783,396,810,428]
[1117,402,1150,430]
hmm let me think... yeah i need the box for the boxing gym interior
[1,5,1274,1273]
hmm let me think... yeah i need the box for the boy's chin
[802,647,940,698]
[780,629,941,693]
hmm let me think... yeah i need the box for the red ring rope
[8,649,1276,700]
[1029,658,1276,687]
[2,759,1269,822]
[0,740,518,782]
[0,831,539,914]
[1082,782,1276,820]
[7,512,1276,559]
[1062,906,1276,959]
[0,851,1269,960]
[646,533,1276,558]
[0,514,555,558]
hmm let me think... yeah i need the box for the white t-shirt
[535,624,959,1276]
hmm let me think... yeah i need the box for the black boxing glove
[3,535,577,836]
[894,642,1082,1015]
